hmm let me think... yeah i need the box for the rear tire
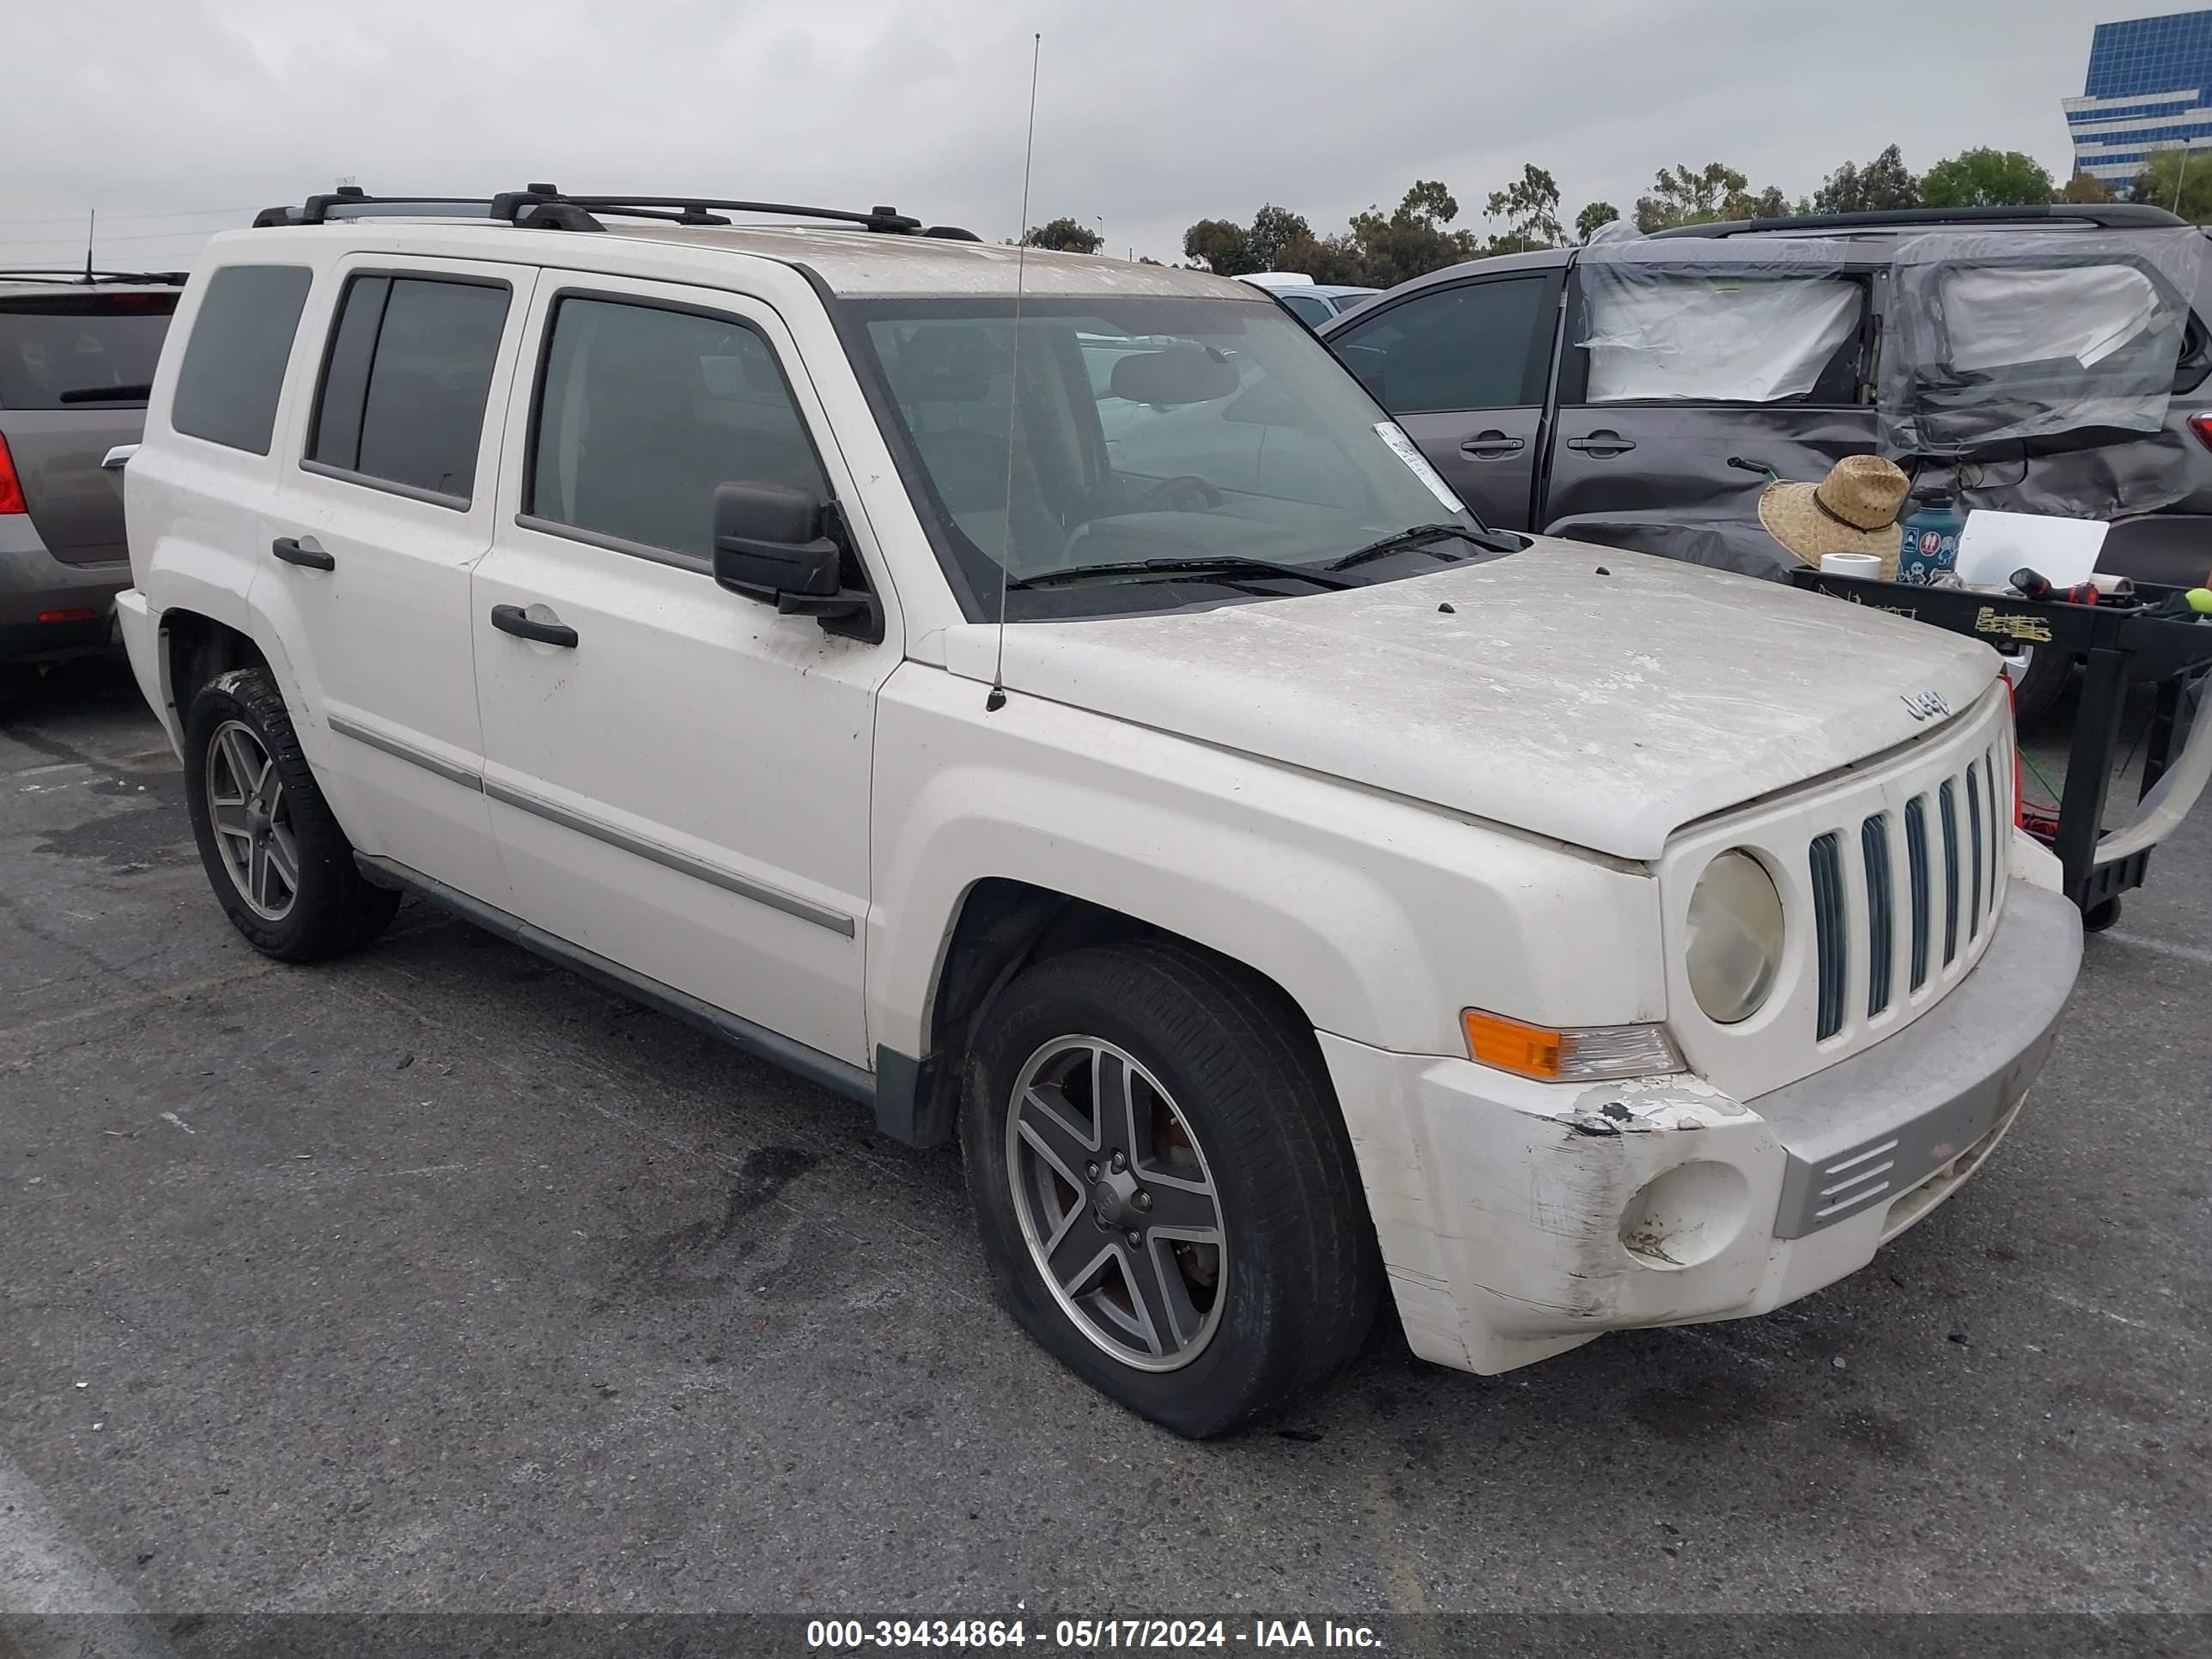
[183,667,398,961]
[960,939,1382,1438]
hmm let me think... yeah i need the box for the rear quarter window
[169,265,313,454]
[0,294,176,410]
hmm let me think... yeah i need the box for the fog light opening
[1618,1160,1752,1270]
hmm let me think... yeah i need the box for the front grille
[1966,762,1984,944]
[1804,722,2008,1047]
[1809,833,1847,1040]
[1665,685,2014,1100]
[1904,799,1931,991]
[1938,781,1960,966]
[1862,815,1893,1018]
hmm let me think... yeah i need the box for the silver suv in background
[1234,273,1379,325]
[0,271,182,673]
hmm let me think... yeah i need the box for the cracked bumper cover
[1319,883,2082,1376]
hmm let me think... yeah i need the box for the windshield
[848,296,1480,617]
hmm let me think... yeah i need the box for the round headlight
[1686,850,1784,1024]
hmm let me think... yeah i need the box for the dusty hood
[942,538,1999,860]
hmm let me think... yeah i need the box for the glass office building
[2064,10,2212,191]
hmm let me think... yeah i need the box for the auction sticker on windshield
[1374,422,1467,513]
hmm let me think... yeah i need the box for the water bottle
[1897,491,1964,586]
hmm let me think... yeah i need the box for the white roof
[202,216,1261,304]
[604,224,1255,301]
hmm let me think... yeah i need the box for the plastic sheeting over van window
[1578,275,1859,404]
[1572,239,1866,405]
[1877,228,2206,458]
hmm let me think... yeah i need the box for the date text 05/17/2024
[805,1620,1383,1649]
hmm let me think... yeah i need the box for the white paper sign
[1375,422,1468,513]
[1954,509,2109,592]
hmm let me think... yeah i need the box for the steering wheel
[1131,474,1225,514]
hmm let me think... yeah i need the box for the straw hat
[1758,455,1910,576]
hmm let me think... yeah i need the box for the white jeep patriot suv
[119,186,2081,1437]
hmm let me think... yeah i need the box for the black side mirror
[712,482,882,642]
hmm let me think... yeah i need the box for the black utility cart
[1790,569,2212,931]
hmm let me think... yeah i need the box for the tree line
[1018,144,2145,289]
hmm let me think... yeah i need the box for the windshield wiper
[1011,556,1357,592]
[58,384,153,404]
[1325,522,1523,572]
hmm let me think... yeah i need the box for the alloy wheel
[1005,1036,1226,1371]
[205,719,300,921]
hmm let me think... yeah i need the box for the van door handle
[1565,430,1637,457]
[490,604,578,648]
[100,444,139,471]
[271,537,336,571]
[1461,430,1526,459]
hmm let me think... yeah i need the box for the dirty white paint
[946,539,2000,860]
[611,225,1260,301]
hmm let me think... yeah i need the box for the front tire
[961,940,1381,1437]
[183,667,398,961]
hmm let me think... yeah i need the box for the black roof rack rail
[252,184,975,240]
[0,268,190,286]
[1650,203,2191,239]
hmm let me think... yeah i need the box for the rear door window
[307,274,510,503]
[523,295,830,562]
[1331,277,1554,412]
[0,294,175,410]
[1573,273,1865,404]
[170,265,312,453]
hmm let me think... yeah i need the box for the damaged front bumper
[1320,882,2082,1376]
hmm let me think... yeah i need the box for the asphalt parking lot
[2,659,2207,1623]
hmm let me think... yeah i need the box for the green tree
[1346,180,1480,286]
[2055,170,2114,204]
[2128,149,2212,219]
[1484,163,1565,249]
[1574,200,1620,242]
[1276,229,1370,287]
[1182,216,1257,275]
[1634,162,1746,231]
[1246,204,1312,271]
[1812,144,1921,214]
[1920,148,2056,208]
[1723,184,1791,221]
[1023,216,1103,253]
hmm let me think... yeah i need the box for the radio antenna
[83,210,95,283]
[985,30,1042,714]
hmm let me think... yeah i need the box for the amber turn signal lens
[1462,1010,1565,1079]
[1461,1009,1683,1083]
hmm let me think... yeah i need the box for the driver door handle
[1565,429,1637,458]
[490,604,578,648]
[1461,430,1526,459]
[271,537,336,571]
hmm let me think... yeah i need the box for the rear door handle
[100,444,139,471]
[490,604,578,648]
[1564,430,1637,458]
[1460,430,1527,459]
[271,537,336,571]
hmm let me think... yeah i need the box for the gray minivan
[1318,205,2212,579]
[0,272,181,670]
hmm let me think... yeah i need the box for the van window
[525,297,829,561]
[169,265,312,453]
[0,294,175,410]
[1331,277,1553,413]
[308,275,508,503]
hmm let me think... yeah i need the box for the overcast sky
[2,0,2148,271]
